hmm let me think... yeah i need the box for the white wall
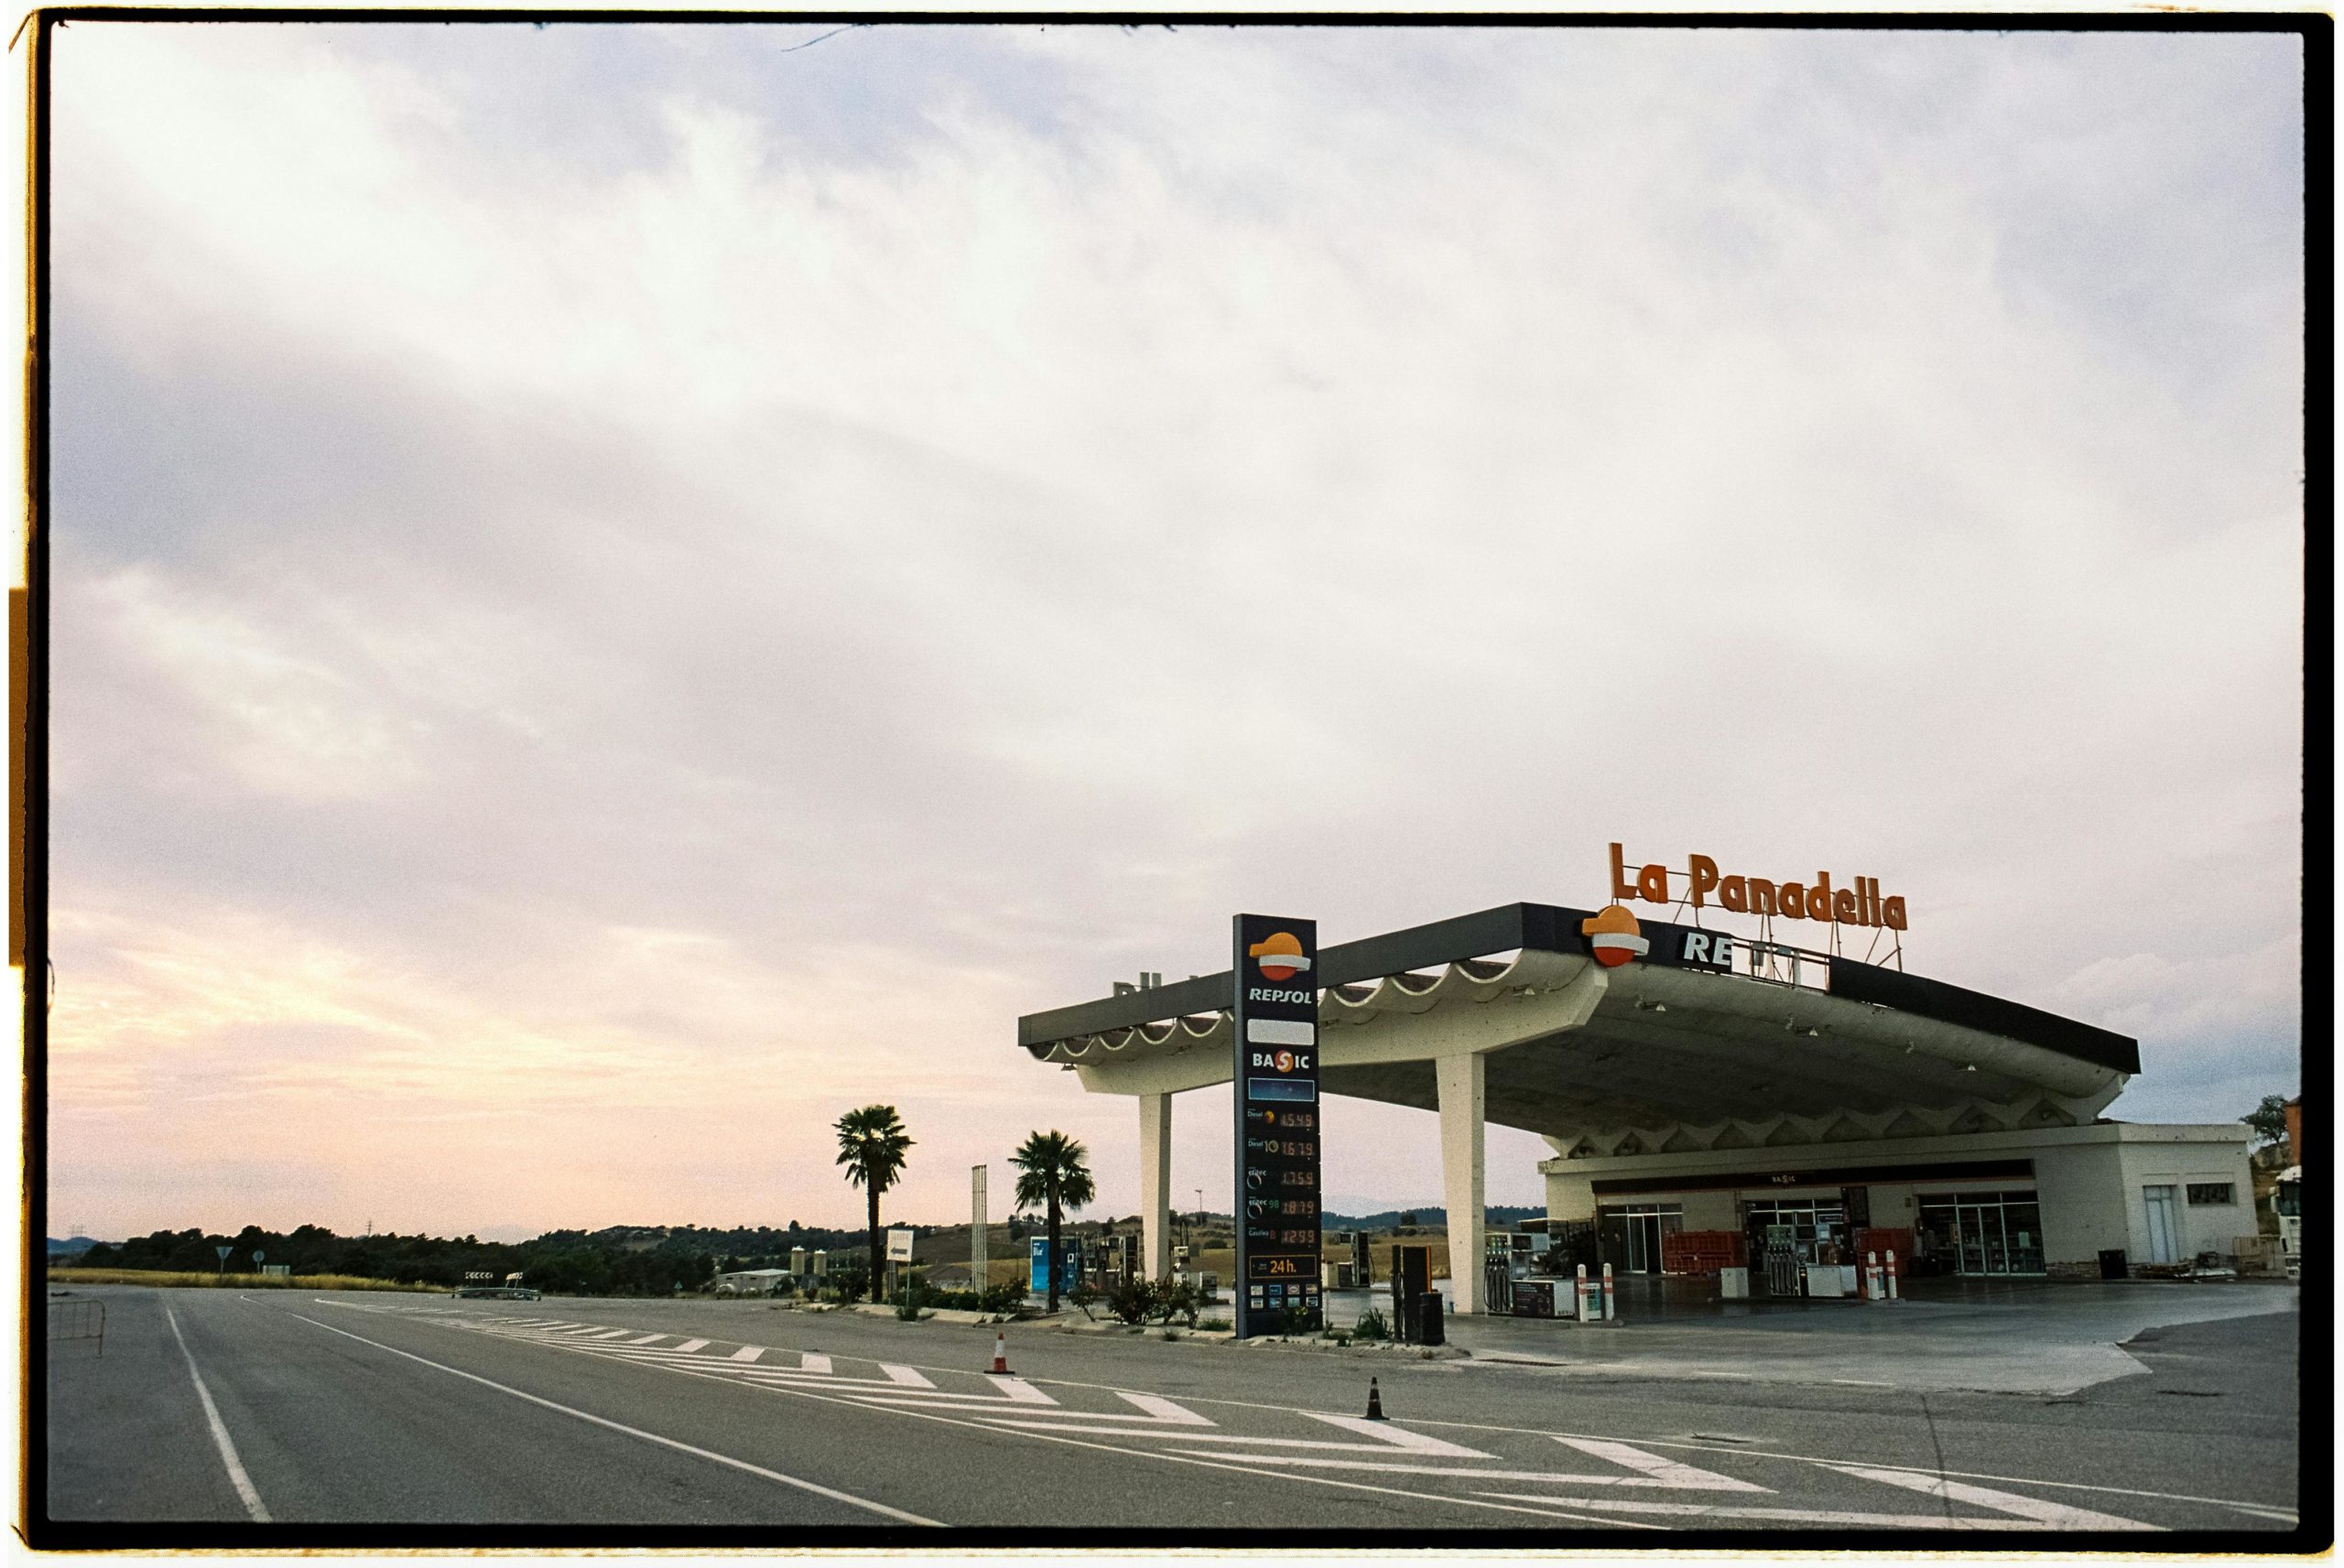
[1681,1191,1737,1231]
[2033,1141,2127,1270]
[2116,1136,2257,1264]
[1865,1183,1920,1236]
[1546,1169,1596,1224]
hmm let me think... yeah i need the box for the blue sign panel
[1233,912,1321,1340]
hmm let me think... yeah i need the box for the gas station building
[1016,899,2254,1313]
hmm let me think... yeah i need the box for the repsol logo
[1248,986,1313,1004]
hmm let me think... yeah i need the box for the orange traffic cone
[1365,1377,1385,1421]
[987,1332,1011,1375]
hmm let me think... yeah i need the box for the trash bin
[2098,1249,2129,1281]
[1417,1292,1445,1346]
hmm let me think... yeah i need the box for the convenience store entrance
[1598,1203,1684,1275]
[1915,1190,2046,1276]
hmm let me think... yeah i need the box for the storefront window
[1916,1190,2045,1277]
[1597,1203,1684,1274]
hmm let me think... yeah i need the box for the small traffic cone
[986,1332,1011,1375]
[1364,1377,1385,1421]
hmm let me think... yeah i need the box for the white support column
[1139,1092,1172,1280]
[1438,1052,1486,1315]
[971,1165,989,1289]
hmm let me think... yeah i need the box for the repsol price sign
[1232,913,1321,1341]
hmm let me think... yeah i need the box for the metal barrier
[49,1297,105,1357]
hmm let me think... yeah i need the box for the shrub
[900,1281,1029,1315]
[1154,1276,1200,1328]
[1198,1317,1232,1333]
[1105,1275,1159,1325]
[1068,1281,1101,1322]
[1351,1306,1391,1342]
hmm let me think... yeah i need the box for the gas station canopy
[1017,903,2138,1154]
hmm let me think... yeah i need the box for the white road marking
[631,1355,1664,1530]
[731,1346,765,1362]
[1116,1391,1212,1425]
[624,1334,668,1346]
[1474,1493,2037,1529]
[1303,1412,1492,1457]
[993,1377,1055,1405]
[880,1364,935,1389]
[1554,1436,1767,1491]
[407,1309,2221,1532]
[1182,1456,1724,1484]
[582,1328,636,1340]
[674,1338,710,1354]
[1840,1466,2157,1530]
[1385,1414,2290,1519]
[284,1313,939,1526]
[164,1305,271,1524]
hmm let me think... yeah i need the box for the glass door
[1970,1204,2009,1273]
[2143,1185,2178,1264]
[1956,1206,1986,1273]
[1624,1214,1661,1274]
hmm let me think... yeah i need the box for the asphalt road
[38,1285,2311,1547]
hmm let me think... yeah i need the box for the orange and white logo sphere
[1581,904,1649,968]
[1249,931,1311,982]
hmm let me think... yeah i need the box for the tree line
[79,1101,1127,1303]
[75,1220,899,1296]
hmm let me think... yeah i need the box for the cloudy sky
[44,21,2304,1241]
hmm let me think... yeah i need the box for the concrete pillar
[1139,1092,1172,1280]
[971,1164,989,1289]
[1438,1052,1485,1315]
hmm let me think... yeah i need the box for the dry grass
[46,1267,439,1292]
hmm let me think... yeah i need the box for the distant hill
[1321,1206,1544,1231]
[48,1237,102,1257]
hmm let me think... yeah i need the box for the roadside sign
[887,1227,915,1263]
[252,1250,264,1265]
[214,1244,232,1276]
[1232,913,1320,1340]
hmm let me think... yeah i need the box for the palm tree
[834,1105,914,1300]
[1010,1130,1096,1313]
